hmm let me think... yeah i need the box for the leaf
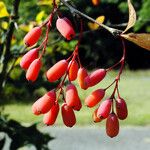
[121,33,150,51]
[0,2,10,18]
[19,24,34,32]
[36,11,46,24]
[1,21,8,30]
[123,0,136,33]
[88,16,105,30]
[38,0,60,6]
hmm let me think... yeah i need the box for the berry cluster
[20,1,128,138]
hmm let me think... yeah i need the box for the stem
[110,38,126,98]
[60,0,122,36]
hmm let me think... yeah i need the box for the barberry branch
[60,0,122,36]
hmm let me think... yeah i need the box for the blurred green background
[0,0,150,127]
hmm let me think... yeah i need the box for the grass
[1,70,150,126]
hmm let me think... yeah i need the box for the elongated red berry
[92,108,103,123]
[85,69,106,87]
[73,98,82,111]
[20,48,39,70]
[56,17,75,40]
[61,103,76,127]
[106,113,119,138]
[26,58,42,82]
[32,90,56,115]
[116,98,128,120]
[66,83,81,109]
[43,102,59,125]
[77,67,89,90]
[97,99,112,119]
[24,27,42,47]
[85,89,105,107]
[46,59,68,82]
[68,60,78,81]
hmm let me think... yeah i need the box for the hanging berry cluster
[20,0,128,138]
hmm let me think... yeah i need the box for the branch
[60,0,123,36]
[0,0,21,91]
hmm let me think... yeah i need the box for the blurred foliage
[0,0,150,99]
[0,109,53,150]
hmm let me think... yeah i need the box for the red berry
[56,17,75,40]
[97,99,112,119]
[26,58,42,82]
[116,98,128,120]
[68,60,79,81]
[20,48,39,70]
[61,103,76,127]
[46,59,68,82]
[66,83,81,109]
[85,69,106,87]
[24,27,42,47]
[73,98,82,111]
[106,113,119,138]
[92,108,103,123]
[77,67,89,90]
[32,90,56,115]
[85,89,105,107]
[43,102,59,125]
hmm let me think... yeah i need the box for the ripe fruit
[85,69,106,87]
[61,103,76,127]
[92,0,100,6]
[68,60,78,81]
[56,17,75,40]
[66,83,81,109]
[73,99,82,111]
[92,108,103,123]
[20,48,39,70]
[77,67,89,90]
[46,59,68,82]
[26,58,42,82]
[43,102,59,125]
[116,98,128,120]
[32,90,56,115]
[106,113,119,138]
[85,89,105,107]
[97,99,112,119]
[24,27,42,47]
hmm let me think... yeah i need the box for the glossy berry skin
[106,113,119,138]
[24,27,42,47]
[68,60,78,81]
[46,59,68,82]
[56,17,75,40]
[73,98,82,111]
[116,98,128,120]
[32,90,56,115]
[97,99,112,119]
[92,108,103,123]
[61,103,76,127]
[77,67,89,90]
[43,102,59,125]
[85,69,106,87]
[20,48,39,70]
[85,89,105,107]
[66,83,81,109]
[26,58,42,82]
